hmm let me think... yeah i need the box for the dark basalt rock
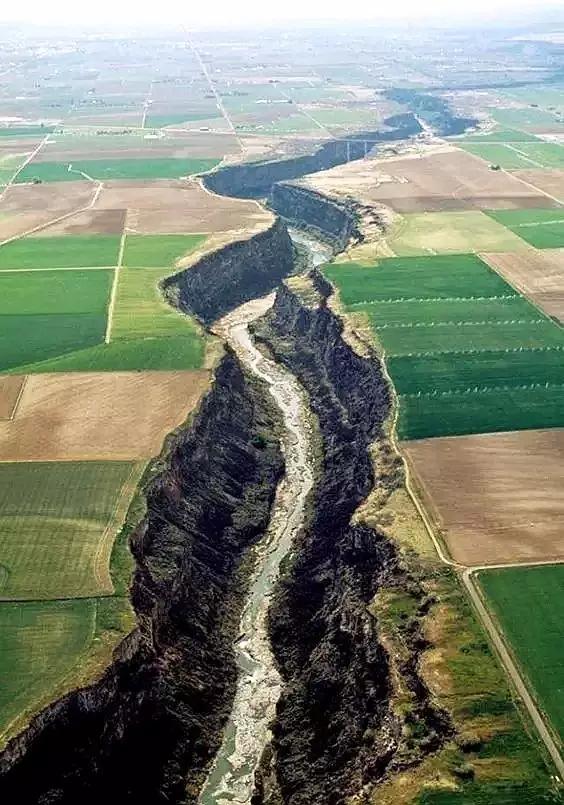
[0,354,283,804]
[252,278,451,804]
[162,218,295,326]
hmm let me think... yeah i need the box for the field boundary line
[105,217,127,343]
[0,134,50,203]
[7,376,28,421]
[92,462,146,593]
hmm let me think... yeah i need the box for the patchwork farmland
[0,65,277,748]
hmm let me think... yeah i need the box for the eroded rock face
[203,114,423,199]
[270,183,359,250]
[163,218,295,326]
[0,355,283,804]
[252,280,449,804]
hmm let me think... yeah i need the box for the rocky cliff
[251,277,450,804]
[163,218,295,325]
[203,114,422,199]
[0,354,283,804]
[270,183,359,250]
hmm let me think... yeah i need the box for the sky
[0,0,560,28]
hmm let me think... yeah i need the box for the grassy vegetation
[378,321,564,356]
[0,126,55,137]
[0,461,136,599]
[460,141,564,170]
[480,565,564,748]
[390,347,564,395]
[486,209,564,249]
[324,255,511,305]
[492,107,564,131]
[0,599,95,741]
[0,270,111,370]
[0,313,106,372]
[360,295,539,326]
[112,267,204,343]
[11,335,205,373]
[457,127,541,143]
[122,233,206,267]
[0,235,120,269]
[385,211,528,256]
[397,385,564,439]
[458,143,540,170]
[16,157,220,183]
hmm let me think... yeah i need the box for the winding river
[198,234,331,804]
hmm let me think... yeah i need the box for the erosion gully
[199,234,331,804]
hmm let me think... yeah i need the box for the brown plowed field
[0,371,210,461]
[404,429,564,566]
[0,376,25,419]
[0,182,94,240]
[482,250,564,321]
[513,169,564,200]
[94,179,271,234]
[29,208,126,236]
[305,148,553,212]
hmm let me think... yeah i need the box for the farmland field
[482,250,564,321]
[112,267,203,341]
[0,372,210,461]
[0,599,95,740]
[0,235,121,269]
[122,233,206,267]
[457,127,541,143]
[397,385,564,439]
[405,429,564,564]
[11,335,205,373]
[480,565,564,747]
[486,209,564,249]
[325,254,512,304]
[15,157,220,183]
[361,295,541,327]
[0,270,112,371]
[460,142,564,171]
[384,210,531,255]
[492,106,564,132]
[0,461,136,599]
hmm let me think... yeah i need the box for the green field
[145,112,221,128]
[480,565,564,748]
[0,462,135,599]
[16,157,220,183]
[385,211,530,256]
[486,209,564,249]
[0,599,95,739]
[0,235,120,269]
[460,141,564,170]
[324,255,513,305]
[112,267,203,345]
[0,126,55,137]
[0,270,111,371]
[359,295,538,326]
[397,385,564,439]
[122,233,206,267]
[456,127,541,143]
[458,143,541,170]
[11,335,205,373]
[390,347,564,395]
[492,106,564,131]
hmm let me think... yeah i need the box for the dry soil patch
[304,148,553,212]
[482,250,564,321]
[0,371,210,461]
[0,182,94,240]
[404,429,564,566]
[0,376,25,419]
